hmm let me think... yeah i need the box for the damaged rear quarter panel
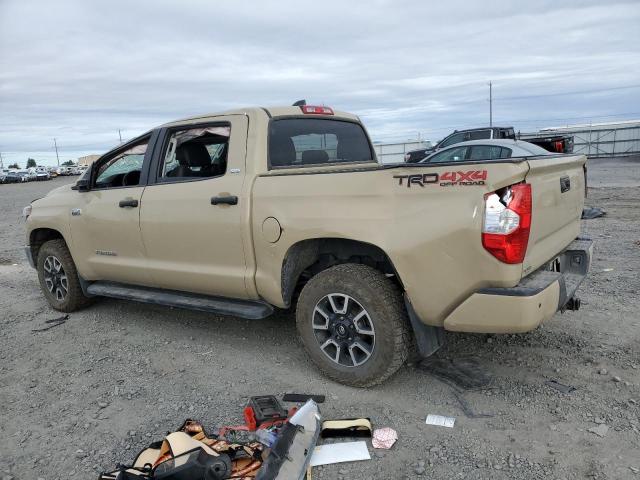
[251,161,529,326]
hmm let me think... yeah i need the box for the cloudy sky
[1,0,639,166]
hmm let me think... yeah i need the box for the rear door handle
[211,196,238,206]
[119,199,139,208]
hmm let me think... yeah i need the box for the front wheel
[296,264,410,387]
[37,239,92,312]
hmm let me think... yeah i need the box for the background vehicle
[24,104,591,387]
[518,133,575,154]
[35,167,50,181]
[405,127,516,162]
[16,171,31,182]
[419,139,552,163]
[406,126,573,162]
[3,171,22,183]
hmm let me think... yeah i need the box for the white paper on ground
[425,414,455,428]
[310,441,371,467]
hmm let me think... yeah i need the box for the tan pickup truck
[24,104,592,386]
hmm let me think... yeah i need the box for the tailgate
[523,154,587,276]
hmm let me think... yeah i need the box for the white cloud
[0,0,639,165]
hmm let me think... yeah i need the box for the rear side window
[468,145,511,160]
[159,126,230,180]
[497,128,515,139]
[467,130,492,141]
[269,119,373,168]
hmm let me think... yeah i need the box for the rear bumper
[443,237,593,333]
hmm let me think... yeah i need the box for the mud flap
[404,294,446,358]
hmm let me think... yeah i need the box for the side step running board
[86,281,274,320]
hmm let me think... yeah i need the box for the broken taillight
[482,183,532,264]
[300,105,334,115]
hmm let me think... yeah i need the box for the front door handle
[211,196,238,206]
[119,199,139,208]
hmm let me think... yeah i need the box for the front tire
[37,239,92,312]
[296,263,410,387]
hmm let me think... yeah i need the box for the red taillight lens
[554,140,563,152]
[300,105,334,115]
[482,183,532,264]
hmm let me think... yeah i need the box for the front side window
[159,126,230,180]
[439,132,465,148]
[95,140,148,188]
[269,119,373,168]
[427,146,469,163]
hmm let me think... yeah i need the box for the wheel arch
[280,237,403,308]
[29,228,67,262]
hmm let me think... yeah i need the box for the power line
[494,83,640,102]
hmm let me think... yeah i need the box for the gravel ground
[1,158,639,480]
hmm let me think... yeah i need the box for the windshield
[269,118,374,168]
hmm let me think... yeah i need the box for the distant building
[78,154,101,166]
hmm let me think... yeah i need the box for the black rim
[311,293,376,367]
[43,255,68,301]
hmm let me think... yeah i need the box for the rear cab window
[268,118,374,168]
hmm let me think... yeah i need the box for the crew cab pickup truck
[24,104,592,386]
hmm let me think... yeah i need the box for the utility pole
[53,138,60,166]
[118,129,122,143]
[0,151,4,169]
[488,82,493,127]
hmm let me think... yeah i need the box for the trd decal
[394,170,487,188]
[393,173,438,187]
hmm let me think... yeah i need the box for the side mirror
[71,178,90,191]
[71,164,93,191]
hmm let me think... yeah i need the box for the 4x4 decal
[393,170,487,188]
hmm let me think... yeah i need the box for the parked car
[518,133,574,154]
[405,127,516,162]
[418,139,553,163]
[3,171,23,183]
[35,169,51,181]
[406,126,573,162]
[24,104,591,386]
[15,171,30,182]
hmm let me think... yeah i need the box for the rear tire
[296,263,410,387]
[37,239,92,312]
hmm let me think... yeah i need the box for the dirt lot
[1,158,639,480]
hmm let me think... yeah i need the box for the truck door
[70,134,155,285]
[138,115,249,299]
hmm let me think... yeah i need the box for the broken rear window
[269,118,374,168]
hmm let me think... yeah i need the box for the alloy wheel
[312,293,376,367]
[43,255,68,301]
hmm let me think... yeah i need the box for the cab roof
[161,106,360,128]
